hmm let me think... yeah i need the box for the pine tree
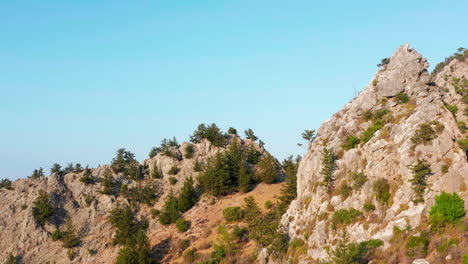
[79,166,94,184]
[101,168,114,195]
[198,153,235,196]
[257,153,278,184]
[159,191,179,225]
[50,163,62,175]
[244,128,258,141]
[278,155,300,213]
[150,163,162,179]
[30,167,44,179]
[112,148,127,173]
[32,189,54,226]
[4,253,17,264]
[177,177,197,212]
[61,218,80,248]
[408,159,432,203]
[74,163,83,173]
[238,164,253,193]
[320,147,337,193]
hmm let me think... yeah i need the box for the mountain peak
[375,43,431,97]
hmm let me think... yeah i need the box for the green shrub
[4,253,17,264]
[429,192,466,230]
[30,167,44,179]
[411,123,438,146]
[350,171,367,190]
[183,249,199,263]
[463,254,468,264]
[338,182,353,200]
[150,208,160,219]
[445,104,458,116]
[0,178,13,190]
[361,122,383,143]
[179,239,190,251]
[51,229,63,241]
[61,219,80,248]
[328,231,383,264]
[436,238,457,253]
[184,144,194,159]
[264,200,273,209]
[193,159,203,172]
[223,207,244,222]
[176,218,189,232]
[67,249,76,261]
[408,159,432,203]
[395,92,409,104]
[167,166,180,175]
[458,138,468,157]
[32,189,55,226]
[343,136,360,150]
[227,127,237,135]
[79,167,94,184]
[441,164,449,174]
[289,238,304,248]
[150,164,162,179]
[405,232,430,258]
[332,209,362,228]
[169,176,178,185]
[363,203,376,212]
[457,121,467,133]
[373,178,390,205]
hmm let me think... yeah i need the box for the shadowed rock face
[377,43,431,97]
[279,44,467,263]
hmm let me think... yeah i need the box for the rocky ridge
[276,44,468,263]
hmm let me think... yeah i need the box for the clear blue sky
[1,0,467,180]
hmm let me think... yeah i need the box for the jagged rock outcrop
[278,44,467,263]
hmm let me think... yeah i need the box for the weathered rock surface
[278,44,467,263]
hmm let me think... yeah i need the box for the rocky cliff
[278,44,467,263]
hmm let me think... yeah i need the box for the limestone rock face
[279,44,467,263]
[377,43,431,97]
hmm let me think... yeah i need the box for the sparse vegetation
[327,231,383,263]
[168,176,177,185]
[338,182,353,200]
[432,47,468,76]
[244,128,258,141]
[184,144,194,159]
[395,92,409,104]
[167,166,180,175]
[30,167,44,179]
[350,171,367,190]
[361,109,392,143]
[411,121,444,147]
[32,189,55,226]
[445,104,458,116]
[373,178,390,205]
[405,232,430,258]
[343,135,360,150]
[363,203,376,212]
[331,209,362,228]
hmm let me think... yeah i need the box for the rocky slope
[277,44,468,263]
[0,135,281,263]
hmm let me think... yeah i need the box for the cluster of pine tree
[159,177,197,225]
[111,148,141,180]
[198,141,279,196]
